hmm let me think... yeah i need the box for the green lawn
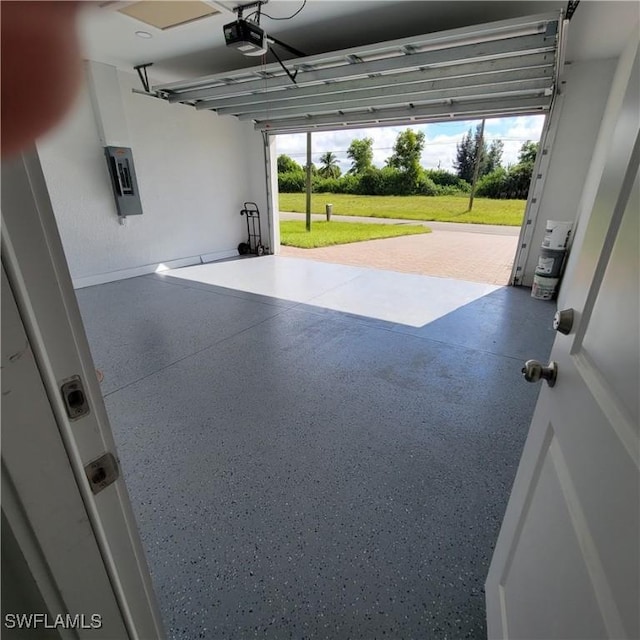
[279,193,525,226]
[280,220,431,249]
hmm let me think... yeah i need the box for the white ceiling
[79,1,639,84]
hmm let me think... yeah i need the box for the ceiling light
[135,30,153,38]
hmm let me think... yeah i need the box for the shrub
[279,166,497,197]
[351,167,388,195]
[278,171,305,193]
[476,165,533,199]
[353,167,438,196]
[425,169,470,193]
[504,163,534,199]
[425,169,460,187]
[375,167,413,195]
[476,168,508,198]
[393,169,419,195]
[434,184,466,196]
[312,176,342,193]
[339,173,362,194]
[415,174,439,196]
[357,168,384,195]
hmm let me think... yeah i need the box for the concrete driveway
[279,212,520,285]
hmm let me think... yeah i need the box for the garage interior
[23,1,638,638]
[76,260,556,638]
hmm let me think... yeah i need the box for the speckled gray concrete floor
[76,268,556,640]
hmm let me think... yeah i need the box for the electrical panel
[104,146,142,216]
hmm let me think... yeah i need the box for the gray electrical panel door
[104,146,142,216]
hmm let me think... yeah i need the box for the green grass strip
[279,193,525,227]
[280,220,431,249]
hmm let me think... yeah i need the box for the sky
[274,115,545,174]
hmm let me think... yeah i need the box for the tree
[387,129,425,176]
[346,137,374,174]
[277,154,302,174]
[318,151,341,178]
[454,129,475,183]
[383,129,426,194]
[506,162,535,199]
[485,139,504,174]
[303,162,318,176]
[454,125,488,183]
[475,141,540,199]
[518,141,539,165]
[502,141,538,199]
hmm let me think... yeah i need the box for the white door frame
[262,131,280,254]
[1,150,165,638]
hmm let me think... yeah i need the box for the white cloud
[421,131,468,170]
[484,115,546,166]
[274,115,546,173]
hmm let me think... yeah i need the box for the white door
[1,151,165,638]
[2,266,131,638]
[485,34,639,640]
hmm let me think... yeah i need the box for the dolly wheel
[257,245,265,256]
[238,242,249,255]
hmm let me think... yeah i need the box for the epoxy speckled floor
[75,258,556,640]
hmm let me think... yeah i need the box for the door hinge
[85,453,119,494]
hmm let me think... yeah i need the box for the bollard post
[325,203,333,221]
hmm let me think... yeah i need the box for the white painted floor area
[165,256,501,328]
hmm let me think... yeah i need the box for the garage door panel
[155,11,562,132]
[236,77,552,121]
[164,31,555,104]
[196,52,554,113]
[255,95,549,133]
[222,68,553,118]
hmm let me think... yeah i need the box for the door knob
[522,360,558,387]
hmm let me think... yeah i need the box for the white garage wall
[522,58,617,286]
[36,64,267,288]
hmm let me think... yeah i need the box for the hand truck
[238,202,266,256]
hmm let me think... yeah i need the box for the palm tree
[318,151,341,178]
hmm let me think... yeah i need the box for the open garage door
[154,12,563,133]
[154,11,566,284]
